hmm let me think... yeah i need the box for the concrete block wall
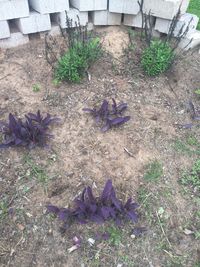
[0,0,199,50]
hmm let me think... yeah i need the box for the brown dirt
[0,27,200,267]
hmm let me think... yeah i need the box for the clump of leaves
[45,15,102,83]
[141,40,174,76]
[180,159,200,195]
[55,37,101,83]
[143,160,163,181]
[47,179,139,231]
[0,110,59,149]
[83,99,130,132]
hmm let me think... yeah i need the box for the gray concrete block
[0,0,29,21]
[15,11,51,34]
[0,20,10,39]
[143,0,188,20]
[28,0,69,14]
[124,12,155,28]
[0,31,29,48]
[91,11,121,26]
[53,8,88,28]
[109,0,140,15]
[179,30,200,50]
[70,0,107,11]
[155,13,199,36]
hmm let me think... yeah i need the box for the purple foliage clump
[83,99,130,132]
[47,180,139,230]
[0,110,59,149]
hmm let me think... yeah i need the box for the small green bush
[55,37,101,83]
[141,40,174,76]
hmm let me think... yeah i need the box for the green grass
[24,155,50,187]
[0,199,9,221]
[174,136,200,156]
[187,0,200,30]
[143,160,163,182]
[180,159,200,193]
[107,225,123,246]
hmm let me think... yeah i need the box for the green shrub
[141,40,174,76]
[55,37,101,83]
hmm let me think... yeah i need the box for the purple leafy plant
[47,180,139,231]
[0,110,59,149]
[83,99,130,132]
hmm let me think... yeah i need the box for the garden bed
[0,26,200,267]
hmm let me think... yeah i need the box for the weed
[107,225,122,246]
[24,156,49,186]
[180,159,200,194]
[32,84,41,92]
[141,40,174,76]
[194,89,200,95]
[174,138,200,156]
[143,160,163,181]
[0,199,9,221]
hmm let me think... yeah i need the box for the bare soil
[0,26,200,267]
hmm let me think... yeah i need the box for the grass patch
[143,160,163,182]
[187,0,200,30]
[0,199,9,221]
[174,136,200,156]
[180,159,200,194]
[107,225,123,246]
[24,155,50,189]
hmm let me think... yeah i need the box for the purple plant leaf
[110,116,130,126]
[90,214,104,224]
[101,179,113,202]
[86,186,95,203]
[127,211,138,223]
[47,204,60,214]
[58,208,71,221]
[132,227,147,236]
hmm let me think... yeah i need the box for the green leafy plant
[55,37,101,83]
[107,225,122,246]
[143,160,163,181]
[180,159,200,194]
[141,40,174,76]
[194,89,200,95]
[45,15,102,83]
[32,84,41,92]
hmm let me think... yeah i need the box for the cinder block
[109,0,140,15]
[53,8,88,28]
[155,13,199,36]
[15,11,51,34]
[179,30,200,50]
[143,0,189,20]
[0,32,29,49]
[28,0,69,14]
[0,0,29,21]
[124,12,155,28]
[91,11,121,26]
[70,0,107,11]
[0,20,10,39]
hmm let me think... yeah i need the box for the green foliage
[55,37,101,83]
[107,225,122,246]
[141,40,174,76]
[181,159,200,193]
[174,137,200,156]
[194,89,200,95]
[0,199,9,221]
[187,0,200,30]
[32,84,41,92]
[24,156,49,186]
[143,160,163,181]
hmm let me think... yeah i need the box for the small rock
[88,238,95,246]
[183,229,194,235]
